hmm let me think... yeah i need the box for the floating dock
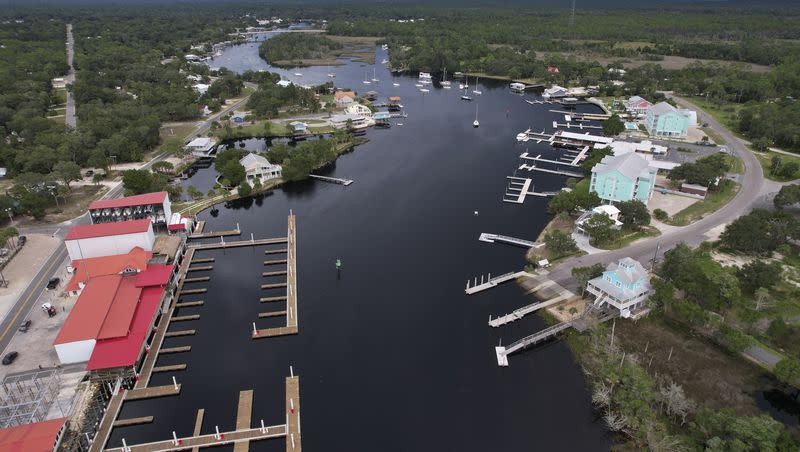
[189,237,288,251]
[112,416,154,427]
[465,271,530,295]
[188,228,241,239]
[502,177,558,204]
[254,213,298,339]
[517,164,584,178]
[309,174,353,186]
[125,384,181,401]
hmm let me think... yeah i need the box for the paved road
[548,95,774,290]
[65,24,76,129]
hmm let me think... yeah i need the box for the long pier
[254,213,298,339]
[518,163,584,178]
[189,237,288,250]
[465,271,530,295]
[495,321,575,365]
[488,290,575,327]
[309,174,353,186]
[478,233,542,249]
[188,227,241,240]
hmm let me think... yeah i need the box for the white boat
[294,73,303,77]
[472,76,482,95]
[419,71,432,80]
[382,44,388,50]
[363,70,371,85]
[392,82,400,87]
[415,83,423,87]
[381,58,388,64]
[458,83,465,90]
[516,133,529,142]
[327,73,336,78]
[420,88,429,93]
[441,67,451,88]
[397,123,403,126]
[510,82,526,92]
[473,104,479,127]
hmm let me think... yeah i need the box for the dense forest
[257,33,342,66]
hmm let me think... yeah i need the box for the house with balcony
[239,153,282,184]
[590,153,657,204]
[623,96,652,117]
[586,257,651,318]
[645,102,691,138]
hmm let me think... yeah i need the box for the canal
[108,33,611,451]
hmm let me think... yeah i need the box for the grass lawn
[213,121,290,140]
[754,150,800,181]
[701,126,727,145]
[160,122,197,141]
[724,154,745,174]
[689,97,741,131]
[594,226,660,250]
[667,180,739,226]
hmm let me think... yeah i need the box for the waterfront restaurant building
[88,191,172,228]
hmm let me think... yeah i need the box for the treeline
[266,132,352,182]
[257,33,342,66]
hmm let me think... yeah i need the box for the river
[108,32,611,451]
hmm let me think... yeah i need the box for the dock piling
[253,322,257,335]
[261,420,266,434]
[172,376,178,390]
[251,233,254,243]
[122,439,129,452]
[172,431,180,446]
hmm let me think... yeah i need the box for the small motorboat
[327,73,336,78]
[420,88,430,93]
[393,82,400,87]
[294,73,303,77]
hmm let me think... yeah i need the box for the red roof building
[65,221,155,261]
[64,247,152,293]
[65,219,151,241]
[88,192,172,228]
[547,66,560,73]
[0,418,65,452]
[54,261,174,369]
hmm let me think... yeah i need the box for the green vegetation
[547,179,600,215]
[267,132,360,182]
[774,184,800,209]
[258,33,343,67]
[246,83,321,119]
[601,113,624,136]
[756,151,800,182]
[720,209,799,255]
[121,169,181,199]
[667,180,740,226]
[668,153,731,188]
[214,148,247,187]
[543,229,578,260]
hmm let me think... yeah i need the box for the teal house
[586,257,651,317]
[645,102,690,138]
[589,153,656,204]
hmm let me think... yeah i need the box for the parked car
[2,352,18,365]
[18,320,31,332]
[84,170,94,177]
[46,277,60,290]
[17,236,26,246]
[42,303,57,317]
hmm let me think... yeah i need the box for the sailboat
[363,70,371,85]
[460,86,472,101]
[371,67,379,82]
[472,76,482,95]
[441,67,451,88]
[473,104,480,127]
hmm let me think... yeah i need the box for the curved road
[548,95,773,289]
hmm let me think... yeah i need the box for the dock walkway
[254,213,299,339]
[309,174,353,186]
[189,237,287,251]
[465,271,530,295]
[489,290,574,327]
[478,233,542,249]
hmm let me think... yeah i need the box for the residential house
[334,90,357,107]
[345,103,373,117]
[289,121,308,136]
[543,84,568,98]
[330,113,373,130]
[239,153,282,184]
[590,153,657,203]
[575,205,623,234]
[185,137,217,157]
[623,96,652,117]
[586,257,652,317]
[645,102,691,138]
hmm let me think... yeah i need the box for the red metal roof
[55,275,122,345]
[65,247,151,293]
[167,223,186,231]
[87,287,163,371]
[135,265,173,287]
[65,219,151,241]
[0,418,65,452]
[89,192,168,210]
[97,277,142,340]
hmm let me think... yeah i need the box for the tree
[151,161,174,174]
[653,208,668,221]
[52,161,81,187]
[770,155,782,175]
[572,263,605,292]
[751,137,772,152]
[122,169,158,195]
[583,213,617,245]
[720,209,799,254]
[20,192,47,220]
[777,161,800,179]
[774,184,800,209]
[602,113,625,136]
[668,153,731,188]
[617,200,651,229]
[711,271,741,306]
[187,185,203,200]
[737,260,781,294]
[659,380,695,425]
[238,180,252,197]
[774,359,800,389]
[544,229,577,258]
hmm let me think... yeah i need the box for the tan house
[334,90,357,107]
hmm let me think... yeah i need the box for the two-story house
[589,153,657,204]
[586,257,651,317]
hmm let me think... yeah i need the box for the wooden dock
[259,311,287,318]
[286,376,301,452]
[261,296,287,302]
[264,248,288,255]
[191,409,204,452]
[264,259,288,265]
[465,271,530,295]
[263,270,288,276]
[187,266,213,272]
[160,346,191,354]
[234,390,254,452]
[105,425,287,452]
[152,364,187,373]
[113,416,154,427]
[179,288,207,295]
[479,233,542,249]
[164,329,196,338]
[194,220,205,234]
[518,163,584,178]
[125,384,181,401]
[262,282,288,289]
[253,326,298,338]
[172,314,200,322]
[189,237,287,250]
[184,276,211,283]
[309,174,353,186]
[176,301,204,308]
[188,229,241,240]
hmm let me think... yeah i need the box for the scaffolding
[0,368,64,428]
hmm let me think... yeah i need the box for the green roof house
[645,102,690,138]
[589,153,656,204]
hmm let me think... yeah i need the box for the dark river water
[109,33,611,451]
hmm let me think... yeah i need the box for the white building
[185,137,217,157]
[239,153,282,184]
[330,114,373,130]
[543,85,568,98]
[345,103,373,117]
[192,83,209,94]
[65,219,155,261]
[575,205,623,234]
[595,140,668,156]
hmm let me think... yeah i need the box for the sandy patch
[648,191,699,216]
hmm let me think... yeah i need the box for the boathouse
[88,191,172,227]
[65,220,155,261]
